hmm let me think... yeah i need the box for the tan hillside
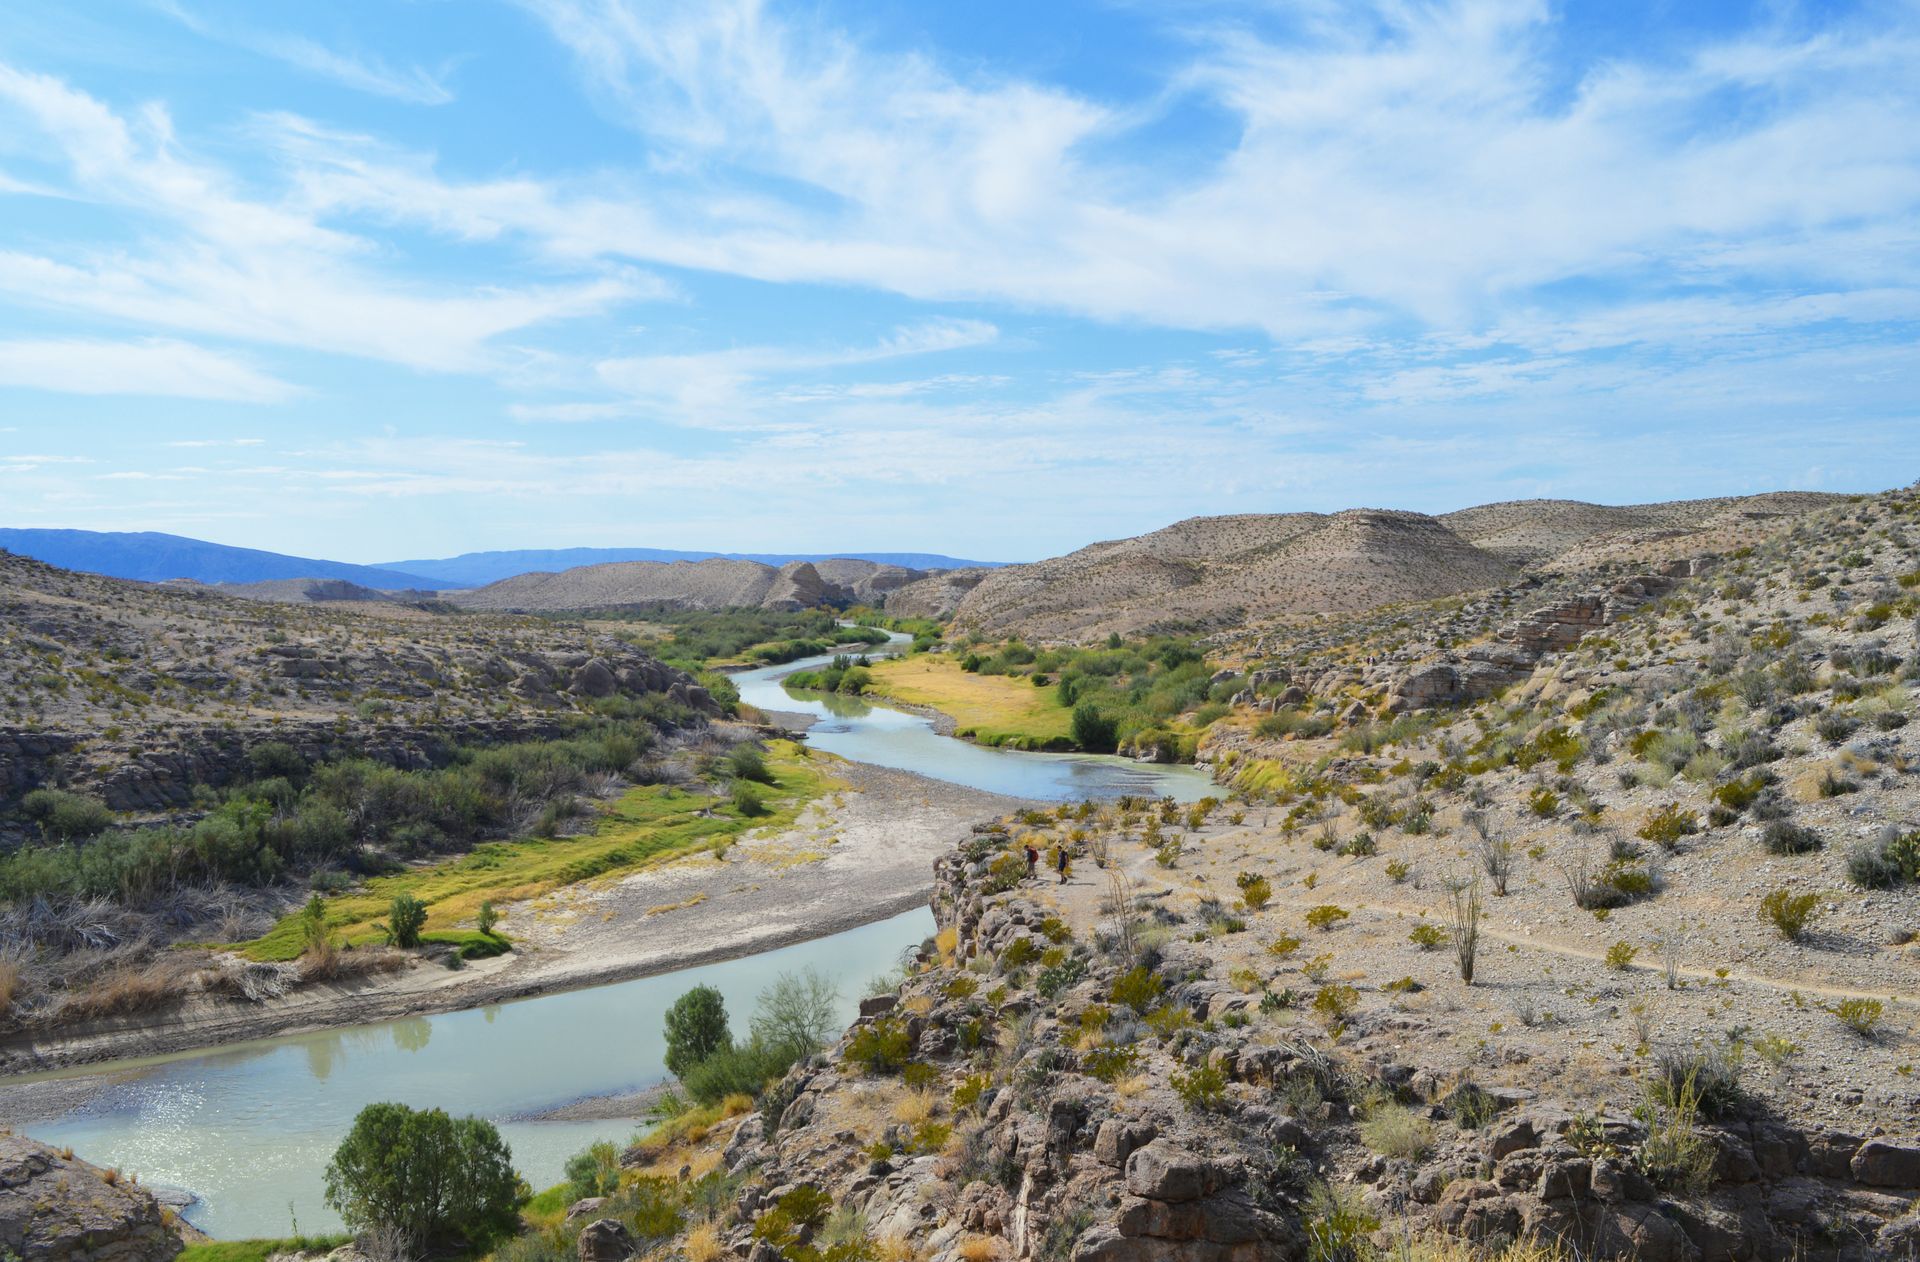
[937,492,1851,642]
[446,556,926,613]
[884,565,993,618]
[945,509,1517,640]
[1441,491,1847,569]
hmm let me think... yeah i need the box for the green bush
[1109,965,1164,1012]
[322,1103,519,1251]
[21,788,113,843]
[726,744,774,784]
[664,985,731,1078]
[681,1039,795,1104]
[383,893,427,948]
[1070,704,1119,754]
[563,1140,621,1200]
[843,1016,912,1074]
[730,781,767,817]
[1759,888,1821,941]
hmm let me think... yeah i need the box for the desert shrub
[1083,1044,1141,1083]
[1758,888,1821,941]
[1637,804,1698,848]
[1236,872,1272,911]
[1304,905,1350,932]
[844,1016,913,1074]
[1304,1181,1379,1262]
[323,1103,518,1251]
[1000,937,1040,969]
[1635,1073,1717,1193]
[1605,941,1637,971]
[382,893,427,948]
[1171,1064,1227,1111]
[21,789,114,843]
[1037,956,1087,998]
[1336,832,1378,857]
[1816,712,1860,744]
[1110,964,1165,1012]
[1846,829,1920,888]
[726,743,774,784]
[1409,923,1448,951]
[984,852,1027,894]
[664,985,731,1078]
[564,1139,622,1200]
[1449,881,1482,984]
[1358,1099,1433,1159]
[1829,998,1883,1036]
[1653,1045,1744,1119]
[1761,821,1822,855]
[681,1039,794,1104]
[1311,983,1359,1025]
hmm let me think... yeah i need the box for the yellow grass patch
[866,655,1074,748]
[645,892,709,916]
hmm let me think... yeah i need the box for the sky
[0,0,1916,564]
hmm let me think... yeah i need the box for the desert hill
[930,491,1851,640]
[0,550,711,817]
[942,508,1516,640]
[446,556,927,613]
[385,545,1002,586]
[1440,491,1846,569]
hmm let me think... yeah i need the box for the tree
[664,984,731,1078]
[1071,703,1119,754]
[323,1102,520,1252]
[751,967,840,1060]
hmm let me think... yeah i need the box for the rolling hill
[931,491,1852,640]
[384,546,1003,587]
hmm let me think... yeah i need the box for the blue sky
[0,0,1915,563]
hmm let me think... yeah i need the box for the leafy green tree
[323,1102,520,1251]
[664,984,731,1078]
[1071,704,1119,754]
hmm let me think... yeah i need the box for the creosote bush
[1758,888,1822,941]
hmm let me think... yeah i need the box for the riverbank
[0,757,1031,1084]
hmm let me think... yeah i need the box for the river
[11,635,1215,1238]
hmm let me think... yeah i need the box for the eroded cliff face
[0,1133,194,1262]
[626,822,1919,1262]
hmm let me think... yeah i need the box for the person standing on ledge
[1056,845,1070,885]
[1025,842,1039,882]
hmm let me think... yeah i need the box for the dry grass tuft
[683,1223,725,1262]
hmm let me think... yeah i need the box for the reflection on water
[732,637,1217,803]
[20,909,934,1240]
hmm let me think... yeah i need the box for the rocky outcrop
[0,1133,191,1262]
[1384,562,1704,712]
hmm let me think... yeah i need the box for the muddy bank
[0,759,1031,1083]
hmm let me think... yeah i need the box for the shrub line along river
[10,635,1214,1238]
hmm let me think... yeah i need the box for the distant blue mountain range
[0,529,457,589]
[382,547,1005,587]
[0,528,1004,590]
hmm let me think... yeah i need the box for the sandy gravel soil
[0,758,1030,1086]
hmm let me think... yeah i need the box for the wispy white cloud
[154,2,456,104]
[0,337,296,401]
[0,63,649,372]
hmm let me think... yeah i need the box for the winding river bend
[10,640,1214,1238]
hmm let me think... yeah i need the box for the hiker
[1056,846,1070,885]
[1025,844,1039,881]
